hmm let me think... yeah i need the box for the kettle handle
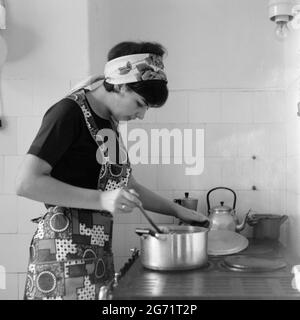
[206,187,237,215]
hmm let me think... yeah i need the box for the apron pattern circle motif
[49,212,70,232]
[36,271,57,294]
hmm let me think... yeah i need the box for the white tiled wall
[1,79,35,117]
[0,234,33,273]
[285,78,300,257]
[0,195,18,234]
[189,92,222,123]
[17,117,43,155]
[253,91,286,123]
[32,78,71,115]
[156,91,189,123]
[0,0,90,300]
[205,124,238,157]
[1,86,288,298]
[116,88,287,244]
[0,274,18,300]
[0,117,18,155]
[17,197,45,234]
[3,156,24,194]
[283,28,300,257]
[221,92,253,123]
[0,156,4,193]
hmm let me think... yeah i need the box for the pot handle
[173,199,182,205]
[247,216,259,226]
[135,228,157,238]
[206,187,237,215]
[280,215,288,224]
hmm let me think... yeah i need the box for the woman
[16,41,209,300]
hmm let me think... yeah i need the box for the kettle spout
[235,209,252,232]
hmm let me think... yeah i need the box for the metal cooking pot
[247,214,288,240]
[135,225,208,271]
[173,192,198,211]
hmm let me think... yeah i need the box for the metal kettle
[207,187,250,232]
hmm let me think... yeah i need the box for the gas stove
[100,240,300,300]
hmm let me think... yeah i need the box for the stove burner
[242,244,275,255]
[217,259,287,273]
[218,261,248,272]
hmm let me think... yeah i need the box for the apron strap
[66,90,108,155]
[65,90,131,190]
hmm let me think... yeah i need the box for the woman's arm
[15,154,140,213]
[128,175,209,224]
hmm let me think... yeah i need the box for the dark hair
[103,41,168,108]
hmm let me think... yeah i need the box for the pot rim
[158,224,208,234]
[250,213,287,220]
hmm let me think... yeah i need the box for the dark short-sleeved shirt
[28,95,117,190]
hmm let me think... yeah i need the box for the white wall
[286,78,300,256]
[100,0,288,268]
[284,26,300,257]
[101,0,286,89]
[0,0,91,300]
[0,0,298,299]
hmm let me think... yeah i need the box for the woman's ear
[114,84,127,93]
[113,84,119,92]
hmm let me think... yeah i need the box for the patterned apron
[24,89,131,300]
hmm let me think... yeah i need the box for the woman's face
[111,85,149,121]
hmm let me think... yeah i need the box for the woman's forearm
[132,182,179,218]
[128,176,209,225]
[17,174,102,210]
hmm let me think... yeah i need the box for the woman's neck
[85,85,112,120]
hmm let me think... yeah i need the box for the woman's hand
[175,205,210,227]
[99,187,142,214]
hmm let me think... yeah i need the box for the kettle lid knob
[220,201,224,206]
[184,192,189,198]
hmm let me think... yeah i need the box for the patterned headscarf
[104,53,167,85]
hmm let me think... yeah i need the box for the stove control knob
[113,272,120,288]
[99,285,110,300]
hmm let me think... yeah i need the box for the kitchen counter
[112,240,300,300]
